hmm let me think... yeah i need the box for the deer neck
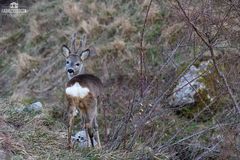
[67,66,85,80]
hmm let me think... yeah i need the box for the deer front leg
[67,107,76,149]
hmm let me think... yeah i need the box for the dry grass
[16,53,39,78]
[111,38,126,52]
[0,0,239,159]
[63,1,82,23]
[29,16,41,39]
[80,17,101,36]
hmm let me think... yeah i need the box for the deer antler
[70,33,77,53]
[70,33,87,53]
[79,34,87,52]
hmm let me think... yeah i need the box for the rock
[169,61,211,107]
[0,150,7,160]
[15,108,24,112]
[24,101,43,112]
[72,130,97,148]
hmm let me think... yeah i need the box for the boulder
[24,101,43,112]
[169,62,211,107]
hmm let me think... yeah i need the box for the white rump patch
[66,83,90,98]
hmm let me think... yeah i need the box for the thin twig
[175,2,240,157]
[175,0,240,113]
[160,122,238,149]
[139,0,153,98]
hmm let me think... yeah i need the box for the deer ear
[62,45,70,57]
[79,49,90,61]
[79,47,96,61]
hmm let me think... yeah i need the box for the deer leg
[88,125,94,148]
[80,111,85,129]
[84,128,90,147]
[85,111,95,148]
[67,107,76,149]
[93,117,101,148]
[85,121,94,147]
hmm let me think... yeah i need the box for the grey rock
[0,150,7,160]
[25,101,43,112]
[16,108,24,112]
[169,61,211,107]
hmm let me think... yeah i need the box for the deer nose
[67,69,74,73]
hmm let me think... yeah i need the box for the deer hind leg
[85,118,94,148]
[80,113,90,147]
[83,109,94,147]
[93,116,101,148]
[79,111,85,129]
[67,106,76,149]
[85,99,98,148]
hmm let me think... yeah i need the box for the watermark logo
[1,2,28,16]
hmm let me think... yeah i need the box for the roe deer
[62,33,102,149]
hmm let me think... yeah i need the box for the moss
[177,61,230,121]
[198,65,217,96]
[176,62,188,75]
[21,97,36,105]
[177,88,212,121]
[193,60,201,68]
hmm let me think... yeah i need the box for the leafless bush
[105,0,240,159]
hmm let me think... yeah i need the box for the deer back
[66,74,103,99]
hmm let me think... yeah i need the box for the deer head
[62,33,96,80]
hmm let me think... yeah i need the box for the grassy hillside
[0,0,240,159]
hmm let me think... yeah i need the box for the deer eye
[66,61,69,64]
[76,63,80,66]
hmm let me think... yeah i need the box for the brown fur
[65,74,103,149]
[66,74,103,97]
[62,34,103,149]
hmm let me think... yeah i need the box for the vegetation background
[0,0,239,159]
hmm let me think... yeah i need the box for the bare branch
[139,0,153,98]
[160,122,238,150]
[175,0,240,113]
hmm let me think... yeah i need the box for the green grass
[145,22,163,43]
